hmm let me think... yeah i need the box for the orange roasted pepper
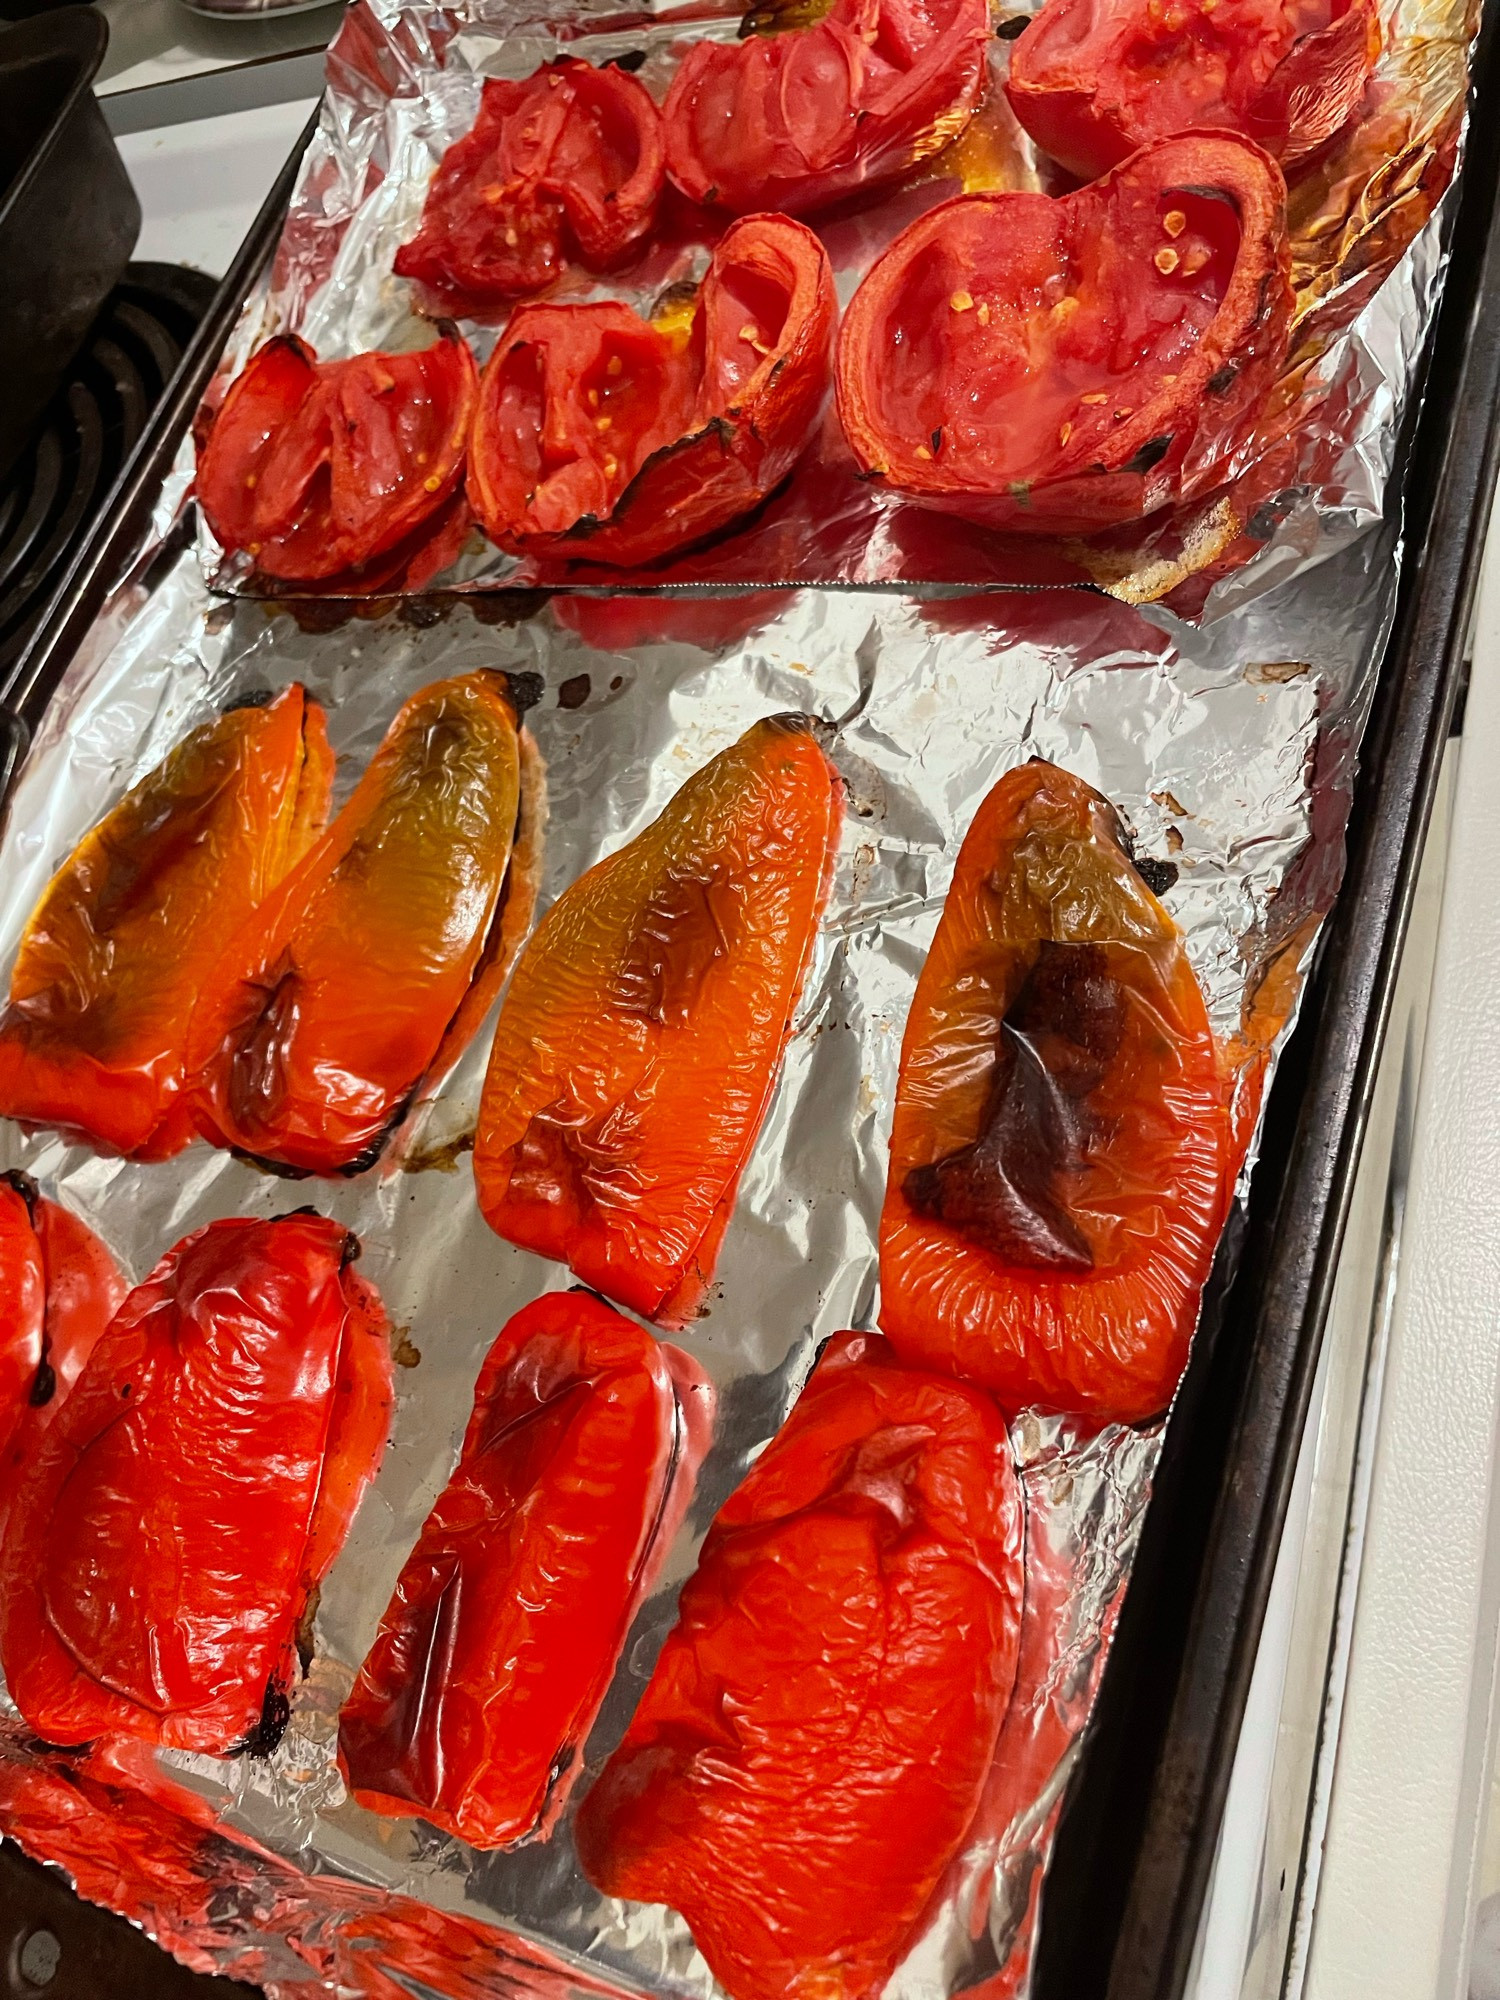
[0,687,332,1159]
[188,672,542,1178]
[475,714,841,1327]
[879,761,1230,1423]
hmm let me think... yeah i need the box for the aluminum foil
[193,0,1473,613]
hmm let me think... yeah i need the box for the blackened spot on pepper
[222,688,276,714]
[28,1358,55,1407]
[1207,364,1238,396]
[931,428,944,455]
[237,1677,292,1758]
[1125,434,1172,474]
[1,1169,38,1222]
[994,13,1029,34]
[1134,856,1179,896]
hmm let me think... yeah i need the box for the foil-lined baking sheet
[0,484,1403,1995]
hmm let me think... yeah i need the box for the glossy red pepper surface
[475,714,841,1327]
[196,331,477,588]
[836,133,1293,536]
[187,672,539,1178]
[340,1291,710,1847]
[394,59,665,314]
[576,1330,1024,2000]
[0,687,333,1159]
[0,1213,392,1752]
[1007,0,1380,182]
[663,0,991,216]
[468,215,834,567]
[879,762,1230,1422]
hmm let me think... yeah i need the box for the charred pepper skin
[879,761,1230,1423]
[0,687,333,1160]
[576,1329,1024,2000]
[187,672,541,1179]
[474,713,841,1328]
[0,1213,393,1754]
[339,1291,711,1848]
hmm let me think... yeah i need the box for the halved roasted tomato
[475,713,841,1328]
[836,132,1293,536]
[663,0,991,216]
[0,688,332,1160]
[196,330,477,589]
[188,672,542,1178]
[394,59,665,316]
[468,214,834,568]
[879,761,1230,1423]
[0,1212,392,1753]
[1007,0,1380,183]
[339,1291,711,1848]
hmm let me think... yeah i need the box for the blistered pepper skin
[0,688,333,1160]
[879,761,1230,1422]
[0,1213,393,1753]
[474,714,841,1327]
[576,1330,1024,2000]
[188,673,540,1178]
[339,1291,710,1848]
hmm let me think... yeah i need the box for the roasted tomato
[1007,0,1380,183]
[0,1172,126,1514]
[340,1291,711,1847]
[836,133,1293,536]
[0,688,332,1160]
[468,214,835,568]
[187,672,542,1179]
[475,714,840,1328]
[663,0,991,216]
[394,59,665,315]
[576,1329,1024,2000]
[879,761,1230,1423]
[0,1213,392,1753]
[196,330,477,589]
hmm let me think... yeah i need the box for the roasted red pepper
[1007,0,1380,183]
[196,331,477,589]
[663,0,991,216]
[187,672,541,1178]
[0,1213,391,1753]
[576,1329,1024,2000]
[475,714,841,1327]
[394,59,665,316]
[339,1291,710,1847]
[468,214,835,567]
[836,133,1294,536]
[0,687,332,1160]
[879,762,1230,1422]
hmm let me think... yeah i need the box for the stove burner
[0,262,218,682]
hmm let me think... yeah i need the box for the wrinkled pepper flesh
[0,1212,392,1753]
[0,686,333,1159]
[879,761,1230,1422]
[339,1290,710,1847]
[475,713,841,1327]
[576,1329,1024,2000]
[188,672,540,1178]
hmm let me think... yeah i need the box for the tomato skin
[394,59,665,315]
[878,762,1229,1424]
[187,672,539,1179]
[576,1329,1024,2000]
[836,132,1293,536]
[0,688,333,1160]
[196,331,477,588]
[475,714,841,1329]
[663,0,991,216]
[1007,0,1381,183]
[0,1213,393,1753]
[339,1292,711,1848]
[469,215,835,569]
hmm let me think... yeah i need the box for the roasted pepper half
[475,713,841,1327]
[188,672,542,1178]
[879,761,1230,1422]
[0,1212,392,1753]
[0,686,332,1159]
[576,1329,1024,2000]
[339,1290,711,1847]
